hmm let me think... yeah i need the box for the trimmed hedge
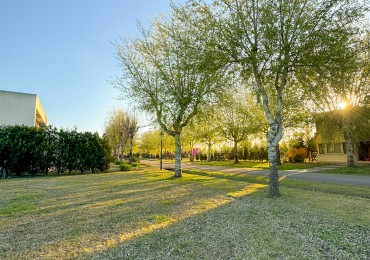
[0,125,113,176]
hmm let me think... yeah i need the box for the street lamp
[160,130,164,170]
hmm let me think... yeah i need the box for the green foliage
[119,162,132,171]
[316,106,370,144]
[132,162,140,168]
[221,144,267,162]
[114,160,121,165]
[285,147,308,163]
[0,125,112,176]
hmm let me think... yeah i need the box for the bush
[286,147,308,163]
[132,162,140,168]
[120,163,132,171]
[0,125,112,176]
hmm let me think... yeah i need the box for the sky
[0,0,185,134]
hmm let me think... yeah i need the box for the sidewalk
[142,160,370,187]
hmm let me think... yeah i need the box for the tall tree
[139,130,160,158]
[104,109,128,161]
[182,121,199,162]
[114,4,220,177]
[194,105,223,162]
[126,112,140,164]
[218,90,265,163]
[199,0,368,197]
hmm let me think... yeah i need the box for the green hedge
[0,125,113,176]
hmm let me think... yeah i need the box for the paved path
[142,160,370,187]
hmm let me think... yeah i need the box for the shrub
[0,125,112,176]
[132,162,140,168]
[286,147,308,163]
[120,163,132,171]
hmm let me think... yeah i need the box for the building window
[334,143,342,153]
[343,143,347,154]
[327,144,335,153]
[320,143,344,154]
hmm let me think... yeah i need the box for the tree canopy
[114,0,369,197]
[114,3,222,177]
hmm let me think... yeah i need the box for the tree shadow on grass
[81,186,370,260]
[0,170,266,259]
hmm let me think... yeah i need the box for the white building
[0,90,47,127]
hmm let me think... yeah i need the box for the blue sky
[0,0,185,134]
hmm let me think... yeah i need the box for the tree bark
[344,132,355,167]
[207,142,212,162]
[233,139,239,163]
[266,122,281,197]
[128,136,133,164]
[189,150,194,162]
[276,143,282,165]
[174,133,182,177]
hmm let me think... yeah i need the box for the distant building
[315,107,370,163]
[0,90,47,127]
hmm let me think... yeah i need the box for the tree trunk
[233,139,239,163]
[276,143,282,165]
[207,142,212,162]
[189,149,194,162]
[115,145,119,161]
[128,136,133,164]
[174,133,182,177]
[266,122,282,197]
[344,132,355,167]
[120,136,128,161]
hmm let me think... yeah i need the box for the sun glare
[339,101,348,109]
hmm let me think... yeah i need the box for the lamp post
[160,130,164,170]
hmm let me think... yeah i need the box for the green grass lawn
[191,160,329,170]
[0,168,369,259]
[319,164,370,176]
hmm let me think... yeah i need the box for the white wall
[0,90,36,126]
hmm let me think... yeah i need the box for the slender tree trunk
[189,147,194,162]
[128,136,133,164]
[233,139,239,163]
[115,145,119,161]
[174,133,182,177]
[344,132,355,167]
[120,136,128,161]
[207,142,212,162]
[253,60,285,197]
[266,122,282,197]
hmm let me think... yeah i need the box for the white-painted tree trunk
[174,133,182,177]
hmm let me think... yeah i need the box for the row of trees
[0,125,112,176]
[104,109,140,164]
[114,0,370,197]
[139,129,270,162]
